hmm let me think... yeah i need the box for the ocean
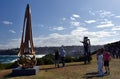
[0,54,45,64]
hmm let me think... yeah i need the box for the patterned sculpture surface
[17,4,37,69]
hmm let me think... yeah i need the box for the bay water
[0,54,45,64]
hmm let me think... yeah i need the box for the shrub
[0,62,4,70]
[44,54,55,60]
[37,58,44,65]
[72,57,79,62]
[78,55,92,62]
[65,55,73,63]
[42,54,54,65]
[5,61,18,69]
[78,56,85,61]
[44,57,54,65]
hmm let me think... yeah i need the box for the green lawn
[0,55,120,79]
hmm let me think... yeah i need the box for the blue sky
[0,0,120,49]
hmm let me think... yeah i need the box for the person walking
[55,49,60,68]
[103,49,111,75]
[96,49,104,77]
[60,46,66,67]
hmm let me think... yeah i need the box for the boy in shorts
[103,49,111,75]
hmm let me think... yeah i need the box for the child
[103,49,111,75]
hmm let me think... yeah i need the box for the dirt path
[0,69,11,78]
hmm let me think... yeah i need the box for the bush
[37,58,44,65]
[37,54,55,65]
[78,55,92,62]
[44,54,55,60]
[72,57,79,62]
[65,55,73,63]
[44,57,54,65]
[0,61,18,70]
[42,54,54,65]
[5,61,18,69]
[0,62,4,70]
[78,56,85,61]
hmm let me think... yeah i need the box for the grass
[0,55,120,79]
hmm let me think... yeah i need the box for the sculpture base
[12,66,39,76]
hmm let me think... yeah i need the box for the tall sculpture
[81,37,91,64]
[17,4,36,68]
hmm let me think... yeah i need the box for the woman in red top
[103,49,111,75]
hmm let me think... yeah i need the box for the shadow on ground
[39,62,87,71]
[4,72,34,78]
[84,71,110,79]
[83,71,100,79]
[3,63,91,78]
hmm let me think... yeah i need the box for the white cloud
[33,33,76,47]
[97,10,115,18]
[71,27,88,35]
[89,10,95,15]
[2,21,13,25]
[100,19,109,24]
[70,17,76,20]
[112,26,120,31]
[31,29,116,46]
[70,26,117,45]
[95,31,116,38]
[62,18,66,21]
[0,28,118,49]
[85,20,96,24]
[53,26,65,31]
[9,30,16,33]
[73,14,80,18]
[115,16,120,18]
[70,14,80,21]
[71,27,115,38]
[97,23,114,28]
[97,20,114,28]
[70,21,80,27]
[0,39,21,49]
[39,24,44,27]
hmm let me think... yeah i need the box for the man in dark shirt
[55,49,60,68]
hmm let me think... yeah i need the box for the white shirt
[61,49,66,57]
[97,54,103,64]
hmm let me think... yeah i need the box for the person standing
[103,49,111,75]
[55,49,60,68]
[96,49,104,77]
[60,46,66,67]
[81,37,91,64]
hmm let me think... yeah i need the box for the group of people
[55,46,66,68]
[54,45,111,77]
[104,41,120,59]
[96,48,111,77]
